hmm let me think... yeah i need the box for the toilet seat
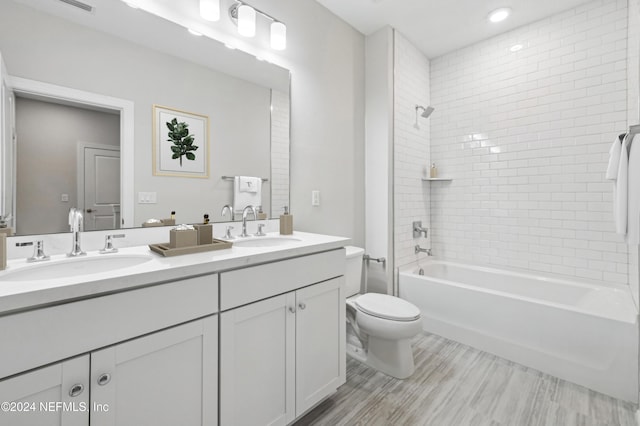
[354,293,421,322]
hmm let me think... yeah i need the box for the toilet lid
[354,293,421,321]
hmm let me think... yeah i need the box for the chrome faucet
[68,208,86,257]
[224,225,235,240]
[100,233,125,254]
[241,205,257,237]
[221,205,234,221]
[415,245,432,256]
[255,223,266,236]
[16,240,50,262]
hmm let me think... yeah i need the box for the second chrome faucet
[241,205,257,237]
[68,208,86,257]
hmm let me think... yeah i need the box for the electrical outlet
[61,193,69,202]
[312,190,320,206]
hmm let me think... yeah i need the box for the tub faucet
[241,205,257,237]
[415,245,432,256]
[68,208,86,257]
[413,221,428,238]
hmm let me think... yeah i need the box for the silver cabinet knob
[97,373,111,386]
[69,383,84,397]
[288,306,296,314]
[298,302,306,310]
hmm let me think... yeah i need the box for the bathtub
[399,260,639,402]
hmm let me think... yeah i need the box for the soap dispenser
[280,206,293,235]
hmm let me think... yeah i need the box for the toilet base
[366,336,416,379]
[346,329,417,379]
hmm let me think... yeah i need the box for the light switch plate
[312,190,320,206]
[138,192,157,204]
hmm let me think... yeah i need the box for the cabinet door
[220,293,296,426]
[295,277,345,416]
[0,355,89,426]
[90,315,218,426]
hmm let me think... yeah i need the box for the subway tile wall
[429,0,630,284]
[393,31,432,270]
[271,89,290,216]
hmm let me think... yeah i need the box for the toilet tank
[344,246,365,297]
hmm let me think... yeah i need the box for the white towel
[626,135,640,245]
[239,176,261,193]
[233,176,262,213]
[616,135,630,236]
[606,134,624,180]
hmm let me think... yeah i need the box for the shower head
[414,105,435,129]
[417,105,435,118]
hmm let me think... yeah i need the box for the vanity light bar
[229,1,287,50]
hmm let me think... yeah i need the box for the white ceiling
[315,0,594,58]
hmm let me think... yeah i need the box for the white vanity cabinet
[0,316,217,426]
[0,273,219,426]
[0,356,89,426]
[90,315,218,426]
[219,249,346,425]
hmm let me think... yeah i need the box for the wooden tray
[149,238,233,257]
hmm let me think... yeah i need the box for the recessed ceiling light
[488,8,511,23]
[188,28,203,36]
[122,1,139,9]
[510,44,523,52]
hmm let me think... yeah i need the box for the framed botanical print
[152,105,209,178]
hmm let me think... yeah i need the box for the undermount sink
[233,236,301,248]
[1,254,154,282]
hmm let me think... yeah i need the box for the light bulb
[238,5,256,37]
[270,21,286,50]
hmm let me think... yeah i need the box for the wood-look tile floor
[295,333,638,426]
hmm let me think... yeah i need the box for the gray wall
[15,97,119,234]
[0,0,366,244]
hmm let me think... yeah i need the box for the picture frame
[152,105,209,178]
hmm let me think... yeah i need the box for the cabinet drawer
[0,274,218,380]
[220,249,345,310]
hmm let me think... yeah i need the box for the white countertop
[0,231,349,315]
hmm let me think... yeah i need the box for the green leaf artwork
[166,118,199,167]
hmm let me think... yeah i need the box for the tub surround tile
[430,0,631,286]
[295,333,637,426]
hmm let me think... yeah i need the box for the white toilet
[344,246,422,379]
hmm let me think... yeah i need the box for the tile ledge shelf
[422,177,453,182]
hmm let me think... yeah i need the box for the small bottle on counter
[430,163,438,178]
[170,211,176,220]
[204,214,210,224]
[280,206,293,235]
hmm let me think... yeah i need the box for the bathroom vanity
[0,232,347,425]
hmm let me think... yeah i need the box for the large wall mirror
[0,0,290,236]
